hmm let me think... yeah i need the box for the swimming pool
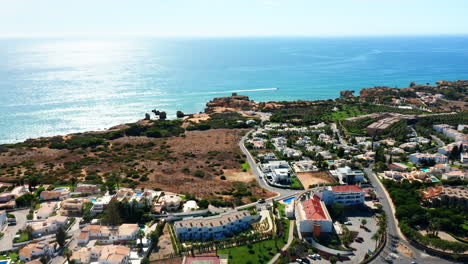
[0,260,10,264]
[55,187,67,191]
[136,193,142,196]
[283,197,295,203]
[421,168,429,172]
[431,177,439,182]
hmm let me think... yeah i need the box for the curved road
[365,167,456,264]
[239,130,301,201]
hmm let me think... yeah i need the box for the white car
[344,221,352,225]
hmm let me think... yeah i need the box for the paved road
[431,135,446,147]
[0,209,28,252]
[239,130,301,200]
[364,167,455,264]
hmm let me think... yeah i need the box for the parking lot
[340,208,379,264]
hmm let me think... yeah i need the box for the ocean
[1,36,468,144]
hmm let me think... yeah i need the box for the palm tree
[371,232,379,249]
[63,248,72,263]
[137,229,145,247]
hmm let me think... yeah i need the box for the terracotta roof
[301,195,330,221]
[26,260,42,264]
[331,185,363,193]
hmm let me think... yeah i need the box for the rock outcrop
[340,90,355,98]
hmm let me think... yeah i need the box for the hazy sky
[1,0,467,37]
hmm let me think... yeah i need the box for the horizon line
[1,32,468,39]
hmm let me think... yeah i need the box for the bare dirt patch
[0,128,275,203]
[150,225,175,261]
[296,171,335,188]
[397,243,414,258]
[223,169,255,182]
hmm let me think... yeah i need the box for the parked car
[354,237,363,243]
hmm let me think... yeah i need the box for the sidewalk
[268,220,295,264]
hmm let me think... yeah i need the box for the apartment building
[295,194,333,237]
[321,185,366,206]
[421,186,468,209]
[174,210,253,242]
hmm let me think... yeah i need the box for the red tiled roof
[331,185,362,193]
[301,195,329,221]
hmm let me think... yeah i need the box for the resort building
[295,194,333,237]
[321,185,366,206]
[174,210,253,242]
[409,153,448,165]
[421,186,468,209]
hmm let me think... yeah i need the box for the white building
[295,194,333,237]
[262,161,293,184]
[174,210,253,242]
[91,195,113,215]
[334,166,365,184]
[409,153,448,165]
[30,215,68,236]
[321,185,365,206]
[19,242,54,262]
[77,224,140,245]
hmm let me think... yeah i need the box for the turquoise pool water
[91,199,97,203]
[283,197,295,203]
[55,187,67,191]
[431,178,439,182]
[421,168,429,172]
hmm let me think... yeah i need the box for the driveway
[0,209,28,252]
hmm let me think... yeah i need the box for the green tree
[56,226,67,247]
[103,200,122,227]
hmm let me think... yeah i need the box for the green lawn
[14,232,30,243]
[0,252,20,264]
[218,219,291,264]
[289,176,303,190]
[277,203,286,218]
[241,162,250,171]
[403,162,414,168]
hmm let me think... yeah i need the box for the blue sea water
[1,36,468,144]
